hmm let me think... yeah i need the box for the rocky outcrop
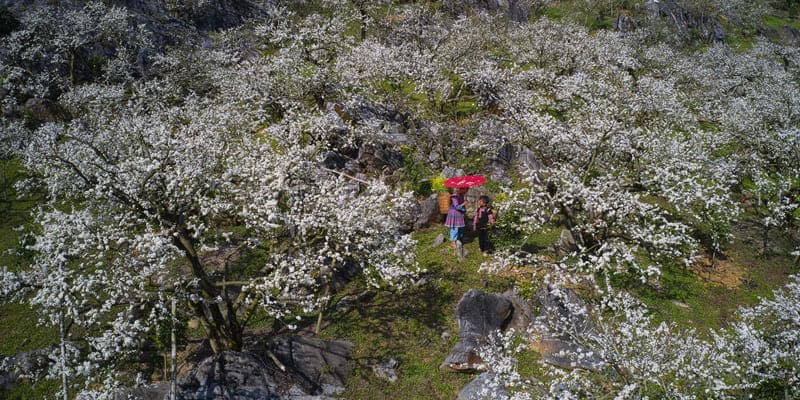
[372,357,400,382]
[441,290,536,373]
[266,335,352,396]
[176,335,353,400]
[444,286,605,400]
[556,229,579,255]
[440,289,513,372]
[414,194,443,230]
[643,0,724,43]
[458,372,507,400]
[22,98,69,126]
[489,144,543,185]
[531,286,605,371]
[443,0,530,23]
[113,383,171,400]
[0,344,71,392]
[176,351,281,399]
[499,291,533,335]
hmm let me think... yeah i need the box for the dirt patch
[688,253,744,289]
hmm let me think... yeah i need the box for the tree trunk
[69,50,76,86]
[174,232,244,353]
[170,297,177,400]
[359,5,367,41]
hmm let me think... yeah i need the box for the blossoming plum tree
[2,0,800,397]
[1,15,420,395]
[0,2,149,108]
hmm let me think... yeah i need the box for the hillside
[1,0,799,398]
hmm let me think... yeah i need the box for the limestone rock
[643,0,724,42]
[499,291,534,335]
[455,240,467,262]
[517,147,544,172]
[357,144,404,172]
[531,286,605,371]
[322,151,348,170]
[535,286,591,337]
[415,194,442,230]
[441,289,512,372]
[432,233,446,247]
[0,343,73,392]
[176,351,279,400]
[443,0,530,23]
[267,336,352,396]
[113,383,171,400]
[176,336,353,399]
[441,167,465,179]
[556,229,579,255]
[23,98,69,126]
[372,358,400,382]
[457,372,507,400]
[531,339,605,371]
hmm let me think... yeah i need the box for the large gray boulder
[458,372,507,400]
[372,357,400,382]
[267,335,352,396]
[0,344,72,392]
[441,290,512,372]
[176,336,353,400]
[556,229,579,255]
[443,0,530,23]
[116,0,271,32]
[517,148,544,172]
[441,167,465,179]
[492,144,543,171]
[414,194,442,230]
[176,351,280,400]
[499,291,534,335]
[536,286,591,334]
[643,0,724,42]
[357,144,404,172]
[22,98,69,126]
[113,383,171,400]
[532,286,605,371]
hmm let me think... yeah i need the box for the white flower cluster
[482,277,800,399]
[1,0,799,395]
[0,2,149,109]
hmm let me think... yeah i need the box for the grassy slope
[630,218,798,334]
[329,220,798,398]
[0,159,55,357]
[1,6,799,399]
[0,159,61,399]
[326,227,515,399]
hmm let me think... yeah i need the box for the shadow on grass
[326,279,456,366]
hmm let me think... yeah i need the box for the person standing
[473,195,496,255]
[444,187,468,247]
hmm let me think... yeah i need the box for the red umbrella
[443,175,486,188]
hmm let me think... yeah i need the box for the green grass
[326,209,798,398]
[543,4,567,22]
[0,303,55,355]
[0,159,62,398]
[621,215,798,334]
[0,159,53,356]
[3,151,799,399]
[2,378,62,400]
[763,14,800,31]
[326,227,516,399]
